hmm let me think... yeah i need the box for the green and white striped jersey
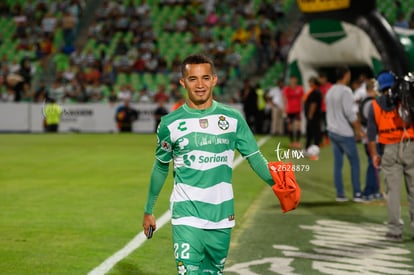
[156,101,259,229]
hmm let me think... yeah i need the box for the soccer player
[142,54,276,274]
[282,75,304,148]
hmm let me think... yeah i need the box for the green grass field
[1,134,413,274]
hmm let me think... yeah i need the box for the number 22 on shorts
[174,243,190,259]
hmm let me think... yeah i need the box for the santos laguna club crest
[218,116,229,130]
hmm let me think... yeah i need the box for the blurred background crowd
[0,0,412,125]
[0,0,294,106]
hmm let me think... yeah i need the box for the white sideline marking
[88,136,271,275]
[87,212,171,275]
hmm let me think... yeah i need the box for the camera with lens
[377,70,414,124]
[391,72,414,123]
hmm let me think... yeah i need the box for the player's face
[289,77,297,87]
[180,63,217,109]
[319,76,326,85]
[309,80,315,89]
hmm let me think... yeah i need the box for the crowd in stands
[0,0,287,104]
[2,0,412,105]
[0,0,84,102]
[391,0,414,29]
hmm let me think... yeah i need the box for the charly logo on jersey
[199,118,208,129]
[218,116,229,130]
[177,121,187,131]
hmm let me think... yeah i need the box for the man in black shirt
[304,76,322,152]
[153,99,169,133]
[115,100,139,132]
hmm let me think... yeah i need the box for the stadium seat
[259,61,284,90]
[116,73,129,86]
[154,73,168,86]
[142,73,153,85]
[101,85,111,97]
[53,53,70,72]
[130,73,142,90]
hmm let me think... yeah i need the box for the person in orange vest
[367,71,414,242]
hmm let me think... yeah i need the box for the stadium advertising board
[0,103,243,133]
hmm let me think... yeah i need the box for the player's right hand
[142,213,156,238]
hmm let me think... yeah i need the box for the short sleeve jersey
[155,101,259,229]
[283,85,304,114]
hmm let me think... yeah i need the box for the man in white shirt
[117,84,133,102]
[267,78,285,135]
[353,73,368,113]
[326,66,365,202]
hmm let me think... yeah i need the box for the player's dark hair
[318,71,327,78]
[335,66,350,81]
[277,77,284,85]
[181,54,215,76]
[309,76,320,87]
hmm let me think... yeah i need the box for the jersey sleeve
[155,117,173,163]
[144,159,170,214]
[235,111,259,157]
[247,152,273,186]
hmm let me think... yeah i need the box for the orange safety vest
[372,100,414,144]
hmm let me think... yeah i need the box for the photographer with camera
[367,71,414,241]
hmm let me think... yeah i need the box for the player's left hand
[142,213,156,238]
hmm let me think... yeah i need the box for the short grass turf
[225,138,414,274]
[1,134,413,274]
[0,134,169,274]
